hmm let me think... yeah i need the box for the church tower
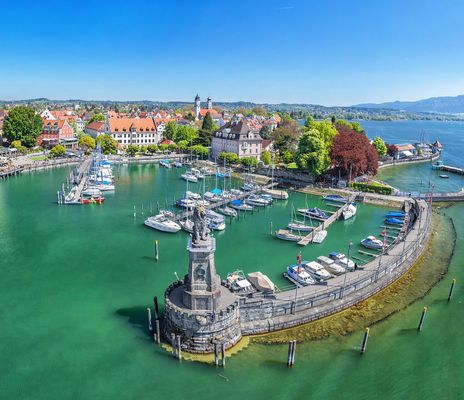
[194,94,201,120]
[206,96,212,110]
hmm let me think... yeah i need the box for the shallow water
[0,137,463,399]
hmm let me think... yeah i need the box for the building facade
[105,117,160,147]
[38,119,75,147]
[211,119,263,160]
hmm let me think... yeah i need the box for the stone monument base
[164,282,242,353]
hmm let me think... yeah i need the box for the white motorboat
[303,261,332,280]
[159,159,171,168]
[329,252,355,272]
[206,209,225,222]
[323,194,347,203]
[230,199,253,211]
[207,219,226,231]
[194,199,210,207]
[361,235,384,250]
[275,229,303,242]
[172,161,183,168]
[185,191,201,200]
[181,173,198,183]
[230,189,244,197]
[317,256,345,275]
[242,182,259,191]
[179,218,194,233]
[190,168,205,179]
[144,213,181,233]
[312,230,328,243]
[204,190,222,202]
[82,187,102,197]
[245,194,270,207]
[286,264,315,286]
[226,270,254,293]
[93,183,115,191]
[262,188,289,200]
[217,206,237,217]
[176,198,196,209]
[287,222,312,232]
[342,203,357,220]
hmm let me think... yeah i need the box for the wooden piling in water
[269,221,273,235]
[171,333,177,357]
[154,319,160,344]
[153,296,159,319]
[146,307,153,332]
[360,327,369,354]
[155,240,159,261]
[214,343,219,367]
[418,307,427,332]
[176,335,182,360]
[221,343,226,368]
[448,279,456,302]
[287,340,296,366]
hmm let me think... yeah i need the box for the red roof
[262,140,272,150]
[160,139,175,145]
[86,121,105,131]
[109,117,156,132]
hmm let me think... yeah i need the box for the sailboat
[287,206,312,232]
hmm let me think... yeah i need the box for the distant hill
[355,95,464,114]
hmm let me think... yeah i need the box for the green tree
[372,136,387,157]
[252,106,267,116]
[78,135,96,152]
[11,140,25,151]
[139,145,148,154]
[88,113,105,124]
[261,150,272,165]
[295,129,331,175]
[190,144,209,159]
[147,144,159,154]
[177,140,189,152]
[270,120,300,155]
[159,144,168,153]
[96,134,118,154]
[240,157,258,167]
[174,125,198,143]
[3,106,43,147]
[282,150,294,164]
[168,143,178,152]
[310,121,338,144]
[164,121,177,140]
[126,144,139,156]
[50,144,66,157]
[201,112,215,132]
[259,125,271,139]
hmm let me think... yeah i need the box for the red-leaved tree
[386,143,398,157]
[331,124,378,178]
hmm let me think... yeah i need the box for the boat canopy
[210,188,222,195]
[247,272,275,293]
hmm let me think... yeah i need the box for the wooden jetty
[0,167,23,180]
[175,182,279,221]
[436,164,464,176]
[297,193,357,246]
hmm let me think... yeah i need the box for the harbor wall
[378,153,439,169]
[238,200,431,335]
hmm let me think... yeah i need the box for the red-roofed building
[38,119,75,147]
[85,121,106,138]
[105,117,160,147]
[160,139,175,146]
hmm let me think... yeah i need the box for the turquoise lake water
[0,120,462,400]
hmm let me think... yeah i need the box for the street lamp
[341,240,352,298]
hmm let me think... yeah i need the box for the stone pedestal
[163,235,242,353]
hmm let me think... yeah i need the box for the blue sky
[1,0,464,105]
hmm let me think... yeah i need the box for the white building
[105,117,160,147]
[211,118,263,160]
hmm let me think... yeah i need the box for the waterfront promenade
[239,200,431,335]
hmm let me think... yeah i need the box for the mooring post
[176,335,182,360]
[448,279,456,302]
[287,341,294,366]
[221,343,226,368]
[214,343,219,367]
[171,333,177,357]
[133,205,136,218]
[360,327,370,354]
[155,240,159,261]
[146,307,153,333]
[418,307,427,332]
[291,340,297,365]
[269,221,273,235]
[153,296,159,320]
[155,319,160,344]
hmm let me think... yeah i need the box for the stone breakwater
[162,199,431,354]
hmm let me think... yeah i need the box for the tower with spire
[194,94,201,120]
[206,96,212,110]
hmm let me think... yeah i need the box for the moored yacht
[144,213,181,233]
[360,236,384,250]
[181,173,198,183]
[342,203,357,220]
[286,264,315,286]
[303,261,332,280]
[329,252,355,271]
